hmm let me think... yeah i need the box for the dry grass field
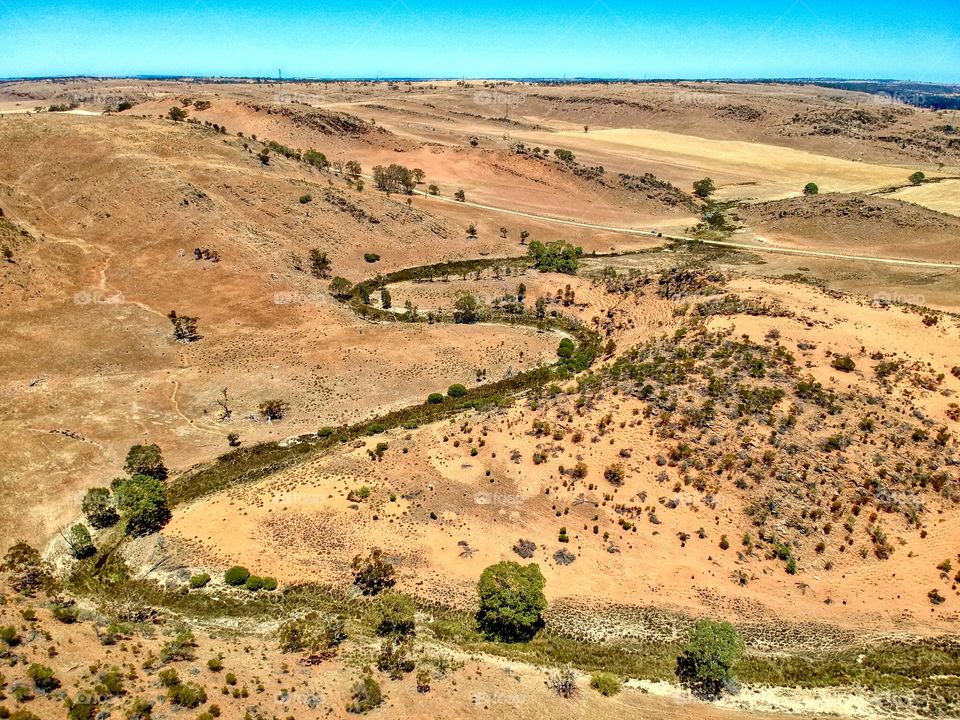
[1,77,959,720]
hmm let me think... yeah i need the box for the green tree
[528,240,582,274]
[303,149,329,169]
[1,542,53,596]
[329,276,354,299]
[535,297,547,320]
[447,383,468,398]
[380,287,392,309]
[124,443,167,480]
[452,292,481,323]
[167,107,187,122]
[82,487,119,529]
[368,593,416,637]
[553,148,575,163]
[454,188,466,202]
[476,561,546,641]
[692,178,715,199]
[675,619,744,699]
[803,182,819,196]
[112,475,171,537]
[909,171,926,185]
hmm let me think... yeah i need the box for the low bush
[224,566,250,586]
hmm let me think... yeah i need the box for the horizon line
[2,75,959,86]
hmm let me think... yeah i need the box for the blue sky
[1,0,957,81]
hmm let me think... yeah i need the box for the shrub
[675,619,744,699]
[189,573,211,589]
[224,566,250,586]
[303,149,329,169]
[167,106,187,121]
[82,487,119,528]
[351,548,396,595]
[52,602,79,623]
[589,671,621,696]
[245,575,264,591]
[258,399,287,421]
[124,443,167,480]
[96,667,125,696]
[368,593,416,637]
[347,676,382,714]
[557,338,575,359]
[67,692,97,720]
[831,355,856,372]
[207,657,223,672]
[309,249,331,278]
[376,637,415,679]
[126,697,152,719]
[168,682,206,708]
[329,276,353,299]
[803,182,819,196]
[2,542,52,596]
[427,392,444,404]
[66,523,95,559]
[278,612,346,653]
[318,426,335,437]
[262,577,278,591]
[0,625,21,646]
[363,253,380,263]
[447,384,468,398]
[909,171,926,185]
[27,663,59,691]
[299,194,312,204]
[112,474,171,536]
[159,630,197,663]
[476,561,547,641]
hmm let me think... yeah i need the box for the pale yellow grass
[890,179,960,216]
[552,127,914,200]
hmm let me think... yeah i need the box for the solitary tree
[909,171,926,185]
[692,178,716,199]
[803,182,819,196]
[675,619,744,699]
[454,188,466,202]
[167,106,187,122]
[476,561,546,641]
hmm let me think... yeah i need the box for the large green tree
[112,474,171,537]
[675,619,745,699]
[124,444,167,480]
[476,561,546,641]
[527,240,582,274]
